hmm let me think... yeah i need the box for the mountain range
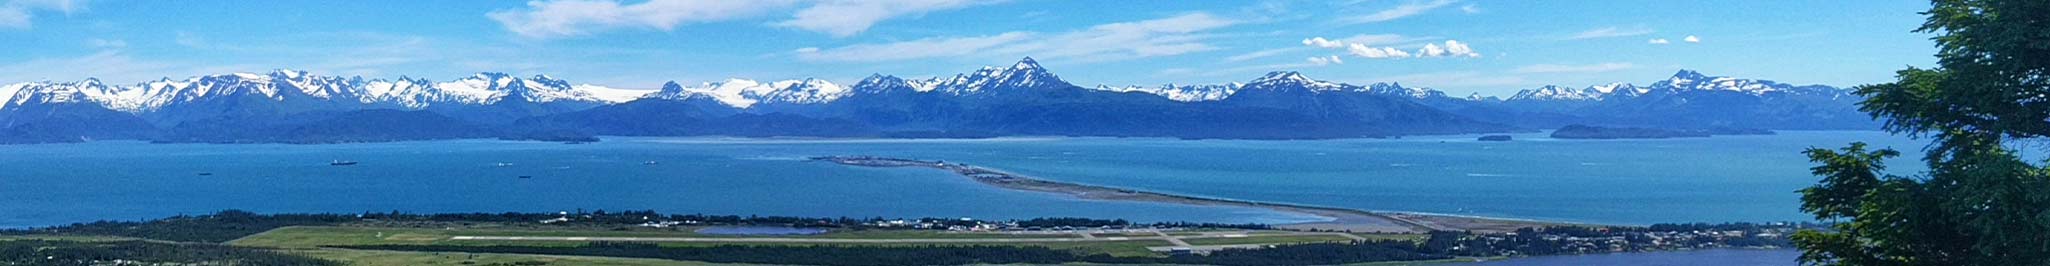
[0,57,1875,143]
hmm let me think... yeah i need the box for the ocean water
[0,131,1924,228]
[1463,249,1800,266]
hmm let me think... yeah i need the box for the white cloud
[1301,37,1343,48]
[1340,0,1457,24]
[1419,40,1478,57]
[1337,34,1421,46]
[1647,38,1670,44]
[1460,3,1479,14]
[1512,62,1636,74]
[775,0,995,37]
[1684,35,1701,43]
[1347,43,1410,58]
[1568,26,1654,40]
[0,7,26,28]
[1328,39,1475,59]
[0,0,87,29]
[1301,34,1426,51]
[1306,55,1343,66]
[798,13,1236,62]
[487,0,797,39]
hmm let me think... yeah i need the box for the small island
[1549,125,1774,139]
[1477,135,1513,141]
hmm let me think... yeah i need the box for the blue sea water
[0,131,1923,228]
[1462,249,1801,266]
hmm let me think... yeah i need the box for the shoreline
[811,156,1578,233]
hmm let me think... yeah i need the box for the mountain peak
[656,81,690,96]
[471,72,514,80]
[1257,71,1307,82]
[1671,69,1708,81]
[270,69,309,79]
[1012,57,1042,70]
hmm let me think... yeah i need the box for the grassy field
[285,248,747,266]
[1355,233,1432,242]
[12,225,1443,265]
[228,226,1074,248]
[0,235,143,242]
[233,226,1180,257]
[1180,234,1356,246]
[229,226,1404,259]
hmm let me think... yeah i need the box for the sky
[0,0,1939,97]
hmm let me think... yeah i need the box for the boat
[330,160,358,166]
[495,163,515,167]
[643,161,659,165]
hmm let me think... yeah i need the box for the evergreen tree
[1793,0,2050,265]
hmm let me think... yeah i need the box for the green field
[7,224,1441,265]
[1180,234,1356,246]
[286,248,746,266]
[225,225,1403,260]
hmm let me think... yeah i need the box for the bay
[0,131,1924,228]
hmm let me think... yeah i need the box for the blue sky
[1,0,1937,97]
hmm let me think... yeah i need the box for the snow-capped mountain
[1503,70,1842,104]
[927,57,1071,95]
[0,58,1874,144]
[1508,85,1605,101]
[1362,82,1447,99]
[1242,71,1346,92]
[1590,82,1647,96]
[1092,83,1241,102]
[0,70,647,113]
[654,78,849,108]
[1649,70,1840,95]
[1095,71,1448,101]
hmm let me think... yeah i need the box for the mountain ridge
[0,58,1875,143]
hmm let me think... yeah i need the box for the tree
[1793,0,2050,265]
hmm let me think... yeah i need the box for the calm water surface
[1462,249,1800,265]
[0,131,1924,228]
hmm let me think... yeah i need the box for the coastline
[811,156,1577,233]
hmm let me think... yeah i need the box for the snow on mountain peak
[1246,71,1342,91]
[1013,56,1042,70]
[1671,69,1708,81]
[0,71,652,112]
[1254,71,1308,83]
[1649,69,1823,95]
[656,77,851,108]
[760,78,849,104]
[1509,85,1603,101]
[932,57,1069,95]
[1092,83,1241,102]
